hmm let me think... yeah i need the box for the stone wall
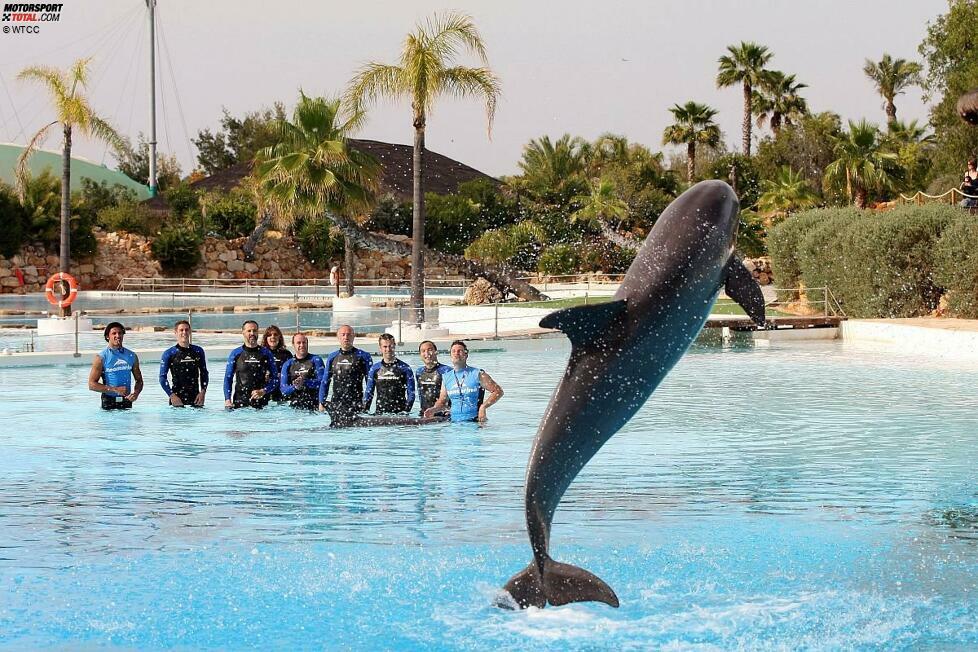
[0,230,461,294]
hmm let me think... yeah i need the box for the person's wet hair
[450,340,468,352]
[103,322,126,342]
[174,320,190,330]
[242,320,259,330]
[262,325,286,351]
[418,340,436,352]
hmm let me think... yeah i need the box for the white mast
[147,0,158,196]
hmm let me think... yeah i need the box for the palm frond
[14,121,58,201]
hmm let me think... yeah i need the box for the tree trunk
[326,211,546,302]
[343,235,355,296]
[242,210,272,262]
[854,186,867,209]
[771,112,782,136]
[885,99,897,124]
[411,115,426,324]
[686,142,695,183]
[742,81,752,156]
[60,123,72,317]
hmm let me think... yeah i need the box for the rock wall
[0,230,461,294]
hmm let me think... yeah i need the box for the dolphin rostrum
[501,180,765,609]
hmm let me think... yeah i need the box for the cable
[0,71,27,143]
[102,6,148,165]
[155,4,194,168]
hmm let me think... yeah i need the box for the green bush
[362,196,411,235]
[152,224,202,273]
[737,210,767,258]
[73,179,137,223]
[538,243,581,275]
[425,193,484,255]
[933,217,978,318]
[465,221,543,271]
[163,182,199,218]
[0,183,27,257]
[203,192,256,238]
[97,202,155,235]
[768,208,853,291]
[296,217,345,269]
[578,237,634,273]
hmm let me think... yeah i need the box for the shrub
[538,243,581,275]
[296,217,345,268]
[737,210,767,258]
[72,179,137,223]
[97,202,155,235]
[425,193,484,254]
[163,182,199,218]
[934,217,978,318]
[0,183,27,257]
[362,196,411,235]
[578,237,634,273]
[203,191,256,238]
[152,224,202,273]
[768,208,852,291]
[465,221,544,271]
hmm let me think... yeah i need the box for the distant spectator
[960,158,978,208]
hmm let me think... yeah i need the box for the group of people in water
[88,320,504,424]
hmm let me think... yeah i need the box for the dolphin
[500,180,765,610]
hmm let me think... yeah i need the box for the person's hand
[477,406,488,423]
[225,399,233,409]
[126,390,140,403]
[111,385,128,396]
[423,407,434,418]
[318,404,326,413]
[169,394,184,407]
[250,388,266,401]
[194,391,206,406]
[292,377,305,389]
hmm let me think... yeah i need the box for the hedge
[769,204,971,318]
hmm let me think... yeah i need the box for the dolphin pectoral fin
[724,255,766,326]
[542,558,620,608]
[499,562,546,609]
[539,300,627,347]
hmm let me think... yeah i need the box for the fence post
[584,291,589,305]
[73,311,80,358]
[29,329,34,352]
[824,287,829,316]
[494,301,499,340]
[397,305,403,346]
[295,305,301,333]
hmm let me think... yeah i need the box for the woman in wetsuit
[262,325,293,403]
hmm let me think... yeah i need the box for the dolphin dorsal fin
[539,299,627,347]
[724,254,766,326]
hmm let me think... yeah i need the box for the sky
[0,0,950,179]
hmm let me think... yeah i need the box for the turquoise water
[1,341,977,649]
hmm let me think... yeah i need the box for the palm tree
[570,178,637,249]
[345,12,501,324]
[250,94,380,295]
[717,42,773,155]
[824,120,900,208]
[517,134,590,201]
[662,101,721,183]
[756,167,819,224]
[753,71,809,136]
[863,54,922,124]
[16,57,126,314]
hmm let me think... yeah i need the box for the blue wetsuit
[444,365,484,422]
[159,344,209,406]
[364,358,416,414]
[319,347,373,423]
[99,346,138,410]
[415,362,451,415]
[267,347,293,402]
[280,353,325,410]
[223,345,278,409]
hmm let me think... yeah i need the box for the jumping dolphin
[501,180,765,610]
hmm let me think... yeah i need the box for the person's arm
[363,362,379,412]
[128,357,144,402]
[279,358,295,396]
[307,356,325,390]
[262,349,279,395]
[477,370,504,422]
[159,348,173,396]
[424,382,449,418]
[88,354,117,395]
[318,353,335,410]
[224,349,238,407]
[195,347,208,406]
[403,362,416,413]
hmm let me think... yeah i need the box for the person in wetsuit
[415,339,451,416]
[279,332,324,410]
[318,324,373,425]
[88,322,144,410]
[159,319,209,407]
[262,324,293,403]
[363,333,416,415]
[223,320,278,409]
[424,340,504,423]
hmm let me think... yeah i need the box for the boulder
[463,278,503,305]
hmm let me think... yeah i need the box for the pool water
[1,341,977,649]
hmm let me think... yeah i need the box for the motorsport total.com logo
[2,3,63,35]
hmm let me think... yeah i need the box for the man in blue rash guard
[318,324,373,425]
[88,322,144,410]
[223,320,278,409]
[159,320,208,407]
[363,333,416,415]
[280,332,324,411]
[424,340,503,423]
[415,339,451,416]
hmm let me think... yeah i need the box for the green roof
[0,143,151,200]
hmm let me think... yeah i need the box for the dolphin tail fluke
[500,559,620,609]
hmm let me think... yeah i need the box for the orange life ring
[44,272,79,308]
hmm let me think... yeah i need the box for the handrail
[899,188,978,204]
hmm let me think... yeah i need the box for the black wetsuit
[320,347,373,425]
[160,344,209,406]
[223,345,278,409]
[364,359,416,414]
[415,362,451,415]
[280,354,325,410]
[267,347,293,402]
